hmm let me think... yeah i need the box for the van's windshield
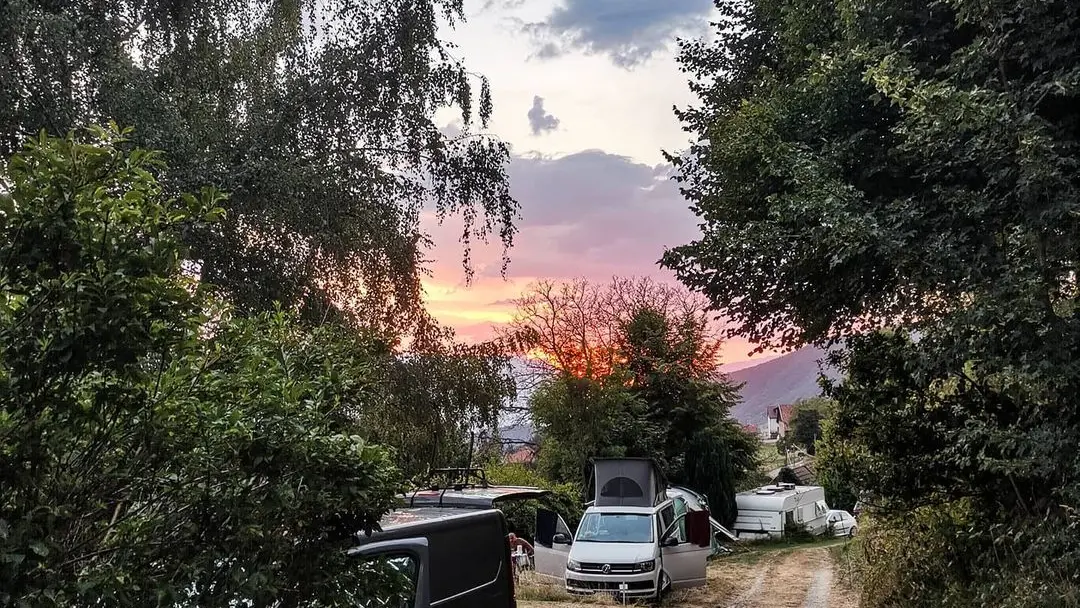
[575,512,654,543]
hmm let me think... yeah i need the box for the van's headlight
[567,559,582,572]
[636,560,655,572]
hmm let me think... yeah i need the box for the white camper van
[533,459,712,600]
[733,483,829,539]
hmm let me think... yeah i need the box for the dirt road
[720,546,857,608]
[518,545,859,608]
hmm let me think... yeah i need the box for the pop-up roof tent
[591,458,667,508]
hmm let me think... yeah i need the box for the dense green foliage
[372,344,516,481]
[0,0,516,337]
[484,462,584,545]
[0,2,517,604]
[0,128,417,606]
[669,0,1080,604]
[530,372,654,485]
[814,403,862,512]
[823,332,1080,605]
[511,279,759,528]
[778,397,827,457]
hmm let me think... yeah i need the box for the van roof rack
[417,467,490,492]
[401,469,550,509]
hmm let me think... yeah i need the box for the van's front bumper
[564,570,658,597]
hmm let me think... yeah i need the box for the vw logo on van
[601,564,611,574]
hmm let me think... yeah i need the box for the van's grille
[567,578,654,592]
[577,562,638,574]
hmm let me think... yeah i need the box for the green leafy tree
[668,0,1080,603]
[620,308,758,527]
[372,345,516,481]
[0,127,406,606]
[1,0,520,486]
[529,372,655,487]
[814,406,863,512]
[509,279,758,527]
[0,0,516,337]
[779,397,827,457]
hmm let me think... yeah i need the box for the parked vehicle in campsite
[666,485,737,554]
[350,467,550,608]
[733,483,830,539]
[351,508,516,608]
[533,458,712,601]
[826,509,858,537]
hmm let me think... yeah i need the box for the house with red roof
[504,446,538,465]
[765,404,794,441]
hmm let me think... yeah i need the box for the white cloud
[435,0,700,165]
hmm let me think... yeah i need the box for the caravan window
[577,512,654,544]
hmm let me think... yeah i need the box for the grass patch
[757,441,788,472]
[828,535,864,595]
[514,571,619,604]
[723,536,852,565]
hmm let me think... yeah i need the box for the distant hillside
[498,420,534,445]
[496,346,841,442]
[726,346,840,424]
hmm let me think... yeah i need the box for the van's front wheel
[651,571,671,603]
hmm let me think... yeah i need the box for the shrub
[840,502,1080,608]
[0,126,402,606]
[485,462,583,543]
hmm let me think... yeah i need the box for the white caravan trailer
[533,458,712,600]
[733,483,829,539]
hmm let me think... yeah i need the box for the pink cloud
[422,149,764,358]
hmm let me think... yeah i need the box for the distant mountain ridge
[726,346,840,425]
[496,345,840,445]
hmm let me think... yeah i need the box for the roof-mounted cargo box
[591,458,667,508]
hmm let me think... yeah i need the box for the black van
[351,508,517,608]
[350,470,551,608]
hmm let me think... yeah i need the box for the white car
[826,509,858,537]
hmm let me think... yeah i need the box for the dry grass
[516,542,862,607]
[515,571,619,606]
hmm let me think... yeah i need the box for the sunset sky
[421,0,774,367]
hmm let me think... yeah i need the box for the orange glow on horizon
[420,277,521,336]
[419,278,782,367]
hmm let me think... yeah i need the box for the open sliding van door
[660,509,712,589]
[533,508,573,582]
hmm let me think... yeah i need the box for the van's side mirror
[552,533,572,545]
[661,535,679,547]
